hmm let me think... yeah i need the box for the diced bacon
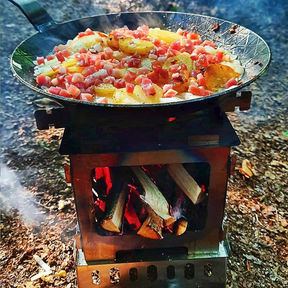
[96,97,108,103]
[141,77,156,96]
[36,74,51,86]
[188,85,212,96]
[103,76,115,84]
[59,89,72,98]
[78,48,88,54]
[80,93,93,102]
[157,56,167,63]
[82,66,97,77]
[169,64,180,73]
[202,40,216,48]
[46,55,55,61]
[48,86,62,95]
[164,89,178,98]
[94,69,108,80]
[137,25,149,36]
[197,54,209,67]
[163,84,173,94]
[72,73,84,83]
[148,54,158,60]
[55,51,65,62]
[51,78,59,86]
[135,74,145,84]
[126,83,135,94]
[114,78,126,89]
[172,72,180,79]
[111,68,122,78]
[67,85,81,98]
[176,28,184,35]
[104,47,114,59]
[36,57,45,65]
[147,71,159,82]
[123,71,137,83]
[59,66,68,74]
[138,67,151,75]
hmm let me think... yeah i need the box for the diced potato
[107,34,119,49]
[94,84,117,97]
[133,84,163,104]
[163,54,193,73]
[119,38,154,55]
[67,66,85,73]
[43,58,79,77]
[149,28,183,44]
[205,63,241,91]
[70,34,104,53]
[113,89,139,104]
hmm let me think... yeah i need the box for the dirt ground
[1,0,287,287]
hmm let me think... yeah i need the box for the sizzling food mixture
[34,25,244,104]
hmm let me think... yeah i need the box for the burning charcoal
[166,164,205,205]
[131,166,175,226]
[137,206,164,240]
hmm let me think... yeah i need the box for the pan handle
[8,0,57,32]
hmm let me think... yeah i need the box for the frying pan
[9,0,271,122]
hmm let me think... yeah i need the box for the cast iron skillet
[9,0,271,121]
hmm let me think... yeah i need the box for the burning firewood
[166,163,205,205]
[170,188,190,235]
[101,168,130,233]
[131,166,176,226]
[137,206,164,240]
[174,218,189,236]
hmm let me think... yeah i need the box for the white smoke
[0,163,44,225]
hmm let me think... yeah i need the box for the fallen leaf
[237,159,254,178]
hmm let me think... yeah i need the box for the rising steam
[0,163,44,225]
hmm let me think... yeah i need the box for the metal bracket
[34,107,71,130]
[219,91,252,112]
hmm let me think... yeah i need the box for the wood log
[174,218,188,236]
[100,168,130,233]
[131,166,176,226]
[166,163,205,205]
[137,206,163,240]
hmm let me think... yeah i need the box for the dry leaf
[237,159,254,178]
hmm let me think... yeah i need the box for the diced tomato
[114,78,126,89]
[59,89,72,98]
[67,85,81,98]
[213,51,224,63]
[46,55,55,61]
[80,93,93,102]
[188,85,212,96]
[197,54,209,67]
[202,40,216,48]
[170,40,182,51]
[123,71,137,83]
[36,74,50,86]
[141,77,156,96]
[196,73,206,87]
[164,89,178,98]
[126,83,135,94]
[224,78,238,88]
[159,69,168,79]
[36,56,45,65]
[48,86,62,95]
[65,74,73,84]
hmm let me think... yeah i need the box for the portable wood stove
[35,91,251,288]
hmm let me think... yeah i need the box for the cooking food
[34,25,244,104]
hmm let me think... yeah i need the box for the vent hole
[92,270,101,285]
[110,267,120,284]
[167,265,175,279]
[184,263,195,279]
[147,265,157,282]
[204,263,213,277]
[129,268,138,282]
